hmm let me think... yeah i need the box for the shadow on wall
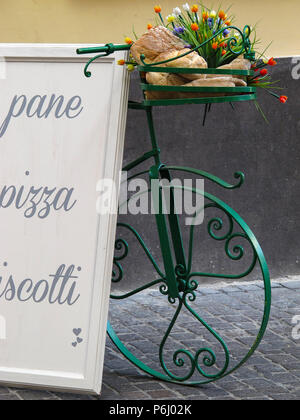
[117,57,300,289]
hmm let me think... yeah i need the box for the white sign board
[0,44,129,394]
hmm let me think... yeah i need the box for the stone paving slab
[0,279,299,400]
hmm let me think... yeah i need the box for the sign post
[0,44,129,394]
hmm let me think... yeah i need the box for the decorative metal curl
[188,202,257,280]
[159,282,177,304]
[112,262,124,283]
[158,291,230,382]
[114,238,129,261]
[175,264,187,277]
[111,239,128,283]
[111,222,165,288]
[83,43,116,77]
[225,233,246,261]
[207,209,234,241]
[182,292,230,379]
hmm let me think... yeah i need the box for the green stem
[266,90,280,99]
[158,12,164,25]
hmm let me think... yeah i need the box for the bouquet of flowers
[119,4,287,120]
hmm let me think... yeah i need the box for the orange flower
[191,5,198,13]
[279,95,288,103]
[147,24,153,30]
[225,20,231,26]
[218,10,226,20]
[212,42,218,50]
[260,69,268,76]
[125,37,133,45]
[221,50,226,56]
[117,59,125,66]
[191,23,199,31]
[268,57,277,66]
[154,5,162,13]
[202,11,209,20]
[219,42,225,48]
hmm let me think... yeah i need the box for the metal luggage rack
[77,26,271,386]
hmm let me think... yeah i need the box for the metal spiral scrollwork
[112,239,128,283]
[111,222,166,297]
[188,202,258,280]
[207,208,234,241]
[108,171,271,385]
[158,283,230,381]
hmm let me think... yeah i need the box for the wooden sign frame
[0,44,129,394]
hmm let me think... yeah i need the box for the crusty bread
[153,49,207,81]
[179,78,235,98]
[219,58,252,71]
[145,76,246,100]
[132,27,249,100]
[206,58,251,80]
[146,72,187,86]
[130,26,186,64]
[184,78,236,87]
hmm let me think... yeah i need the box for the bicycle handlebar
[76,43,130,56]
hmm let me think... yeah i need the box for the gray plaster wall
[114,57,300,290]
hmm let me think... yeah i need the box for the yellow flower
[127,64,135,72]
[210,10,217,18]
[154,5,162,13]
[125,37,133,45]
[167,14,175,23]
[191,5,198,13]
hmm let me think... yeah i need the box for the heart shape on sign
[72,342,77,348]
[73,328,82,337]
[77,338,83,344]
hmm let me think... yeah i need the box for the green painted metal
[77,31,271,385]
[160,166,187,279]
[149,165,179,299]
[143,94,256,107]
[138,66,254,76]
[165,166,245,189]
[107,185,271,385]
[77,43,130,78]
[142,84,256,93]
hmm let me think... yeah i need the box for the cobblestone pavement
[1,278,300,400]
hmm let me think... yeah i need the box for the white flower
[209,10,217,18]
[173,7,182,16]
[182,3,190,11]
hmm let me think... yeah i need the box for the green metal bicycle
[77,25,271,386]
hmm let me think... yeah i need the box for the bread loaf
[130,26,186,64]
[146,72,187,86]
[206,58,251,80]
[153,49,207,80]
[131,26,249,100]
[145,77,246,100]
